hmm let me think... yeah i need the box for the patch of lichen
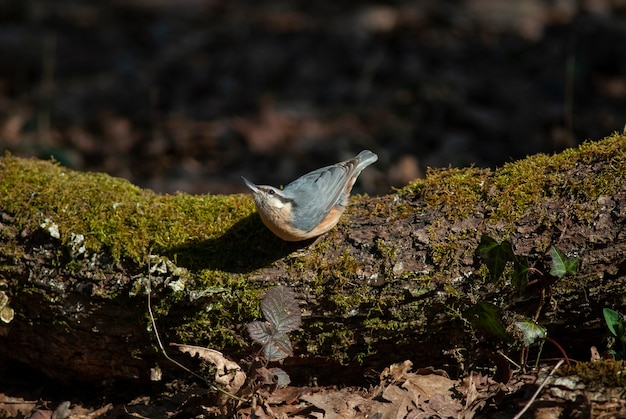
[0,154,255,264]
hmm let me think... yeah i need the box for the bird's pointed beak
[241,176,260,193]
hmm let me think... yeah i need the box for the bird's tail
[355,150,378,172]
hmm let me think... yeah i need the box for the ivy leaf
[468,302,511,342]
[262,285,302,334]
[603,308,625,339]
[549,246,579,278]
[511,255,529,293]
[515,320,547,346]
[476,235,515,282]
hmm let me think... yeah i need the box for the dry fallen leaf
[301,391,371,419]
[0,394,38,418]
[171,344,246,394]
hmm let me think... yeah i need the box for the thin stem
[513,360,564,419]
[544,337,571,366]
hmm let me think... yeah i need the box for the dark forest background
[1,0,625,196]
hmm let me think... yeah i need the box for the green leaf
[514,320,547,346]
[476,235,499,258]
[468,302,511,342]
[549,246,579,278]
[475,235,515,282]
[511,255,529,293]
[603,308,624,338]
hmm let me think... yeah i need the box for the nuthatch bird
[242,150,378,241]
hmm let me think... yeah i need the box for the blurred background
[0,0,625,196]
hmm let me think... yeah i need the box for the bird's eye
[269,190,275,195]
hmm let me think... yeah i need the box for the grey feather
[282,150,378,232]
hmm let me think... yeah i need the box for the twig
[512,359,564,419]
[145,254,246,401]
[497,350,521,370]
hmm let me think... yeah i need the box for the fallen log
[0,133,625,385]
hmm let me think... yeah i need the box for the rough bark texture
[0,134,625,386]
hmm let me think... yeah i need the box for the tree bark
[1,133,625,385]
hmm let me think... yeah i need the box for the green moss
[488,134,626,224]
[373,238,397,262]
[398,133,626,224]
[363,316,406,332]
[0,154,255,264]
[335,250,361,279]
[160,269,267,353]
[306,324,356,364]
[0,154,286,360]
[558,360,626,390]
[420,166,490,220]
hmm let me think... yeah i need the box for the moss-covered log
[1,133,625,385]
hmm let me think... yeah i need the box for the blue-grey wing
[282,165,350,232]
[283,151,377,232]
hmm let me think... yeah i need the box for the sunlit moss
[421,166,490,220]
[0,154,255,263]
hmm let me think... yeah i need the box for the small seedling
[243,285,303,396]
[514,320,570,367]
[247,285,302,362]
[603,308,626,358]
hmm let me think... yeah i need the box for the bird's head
[242,177,293,213]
